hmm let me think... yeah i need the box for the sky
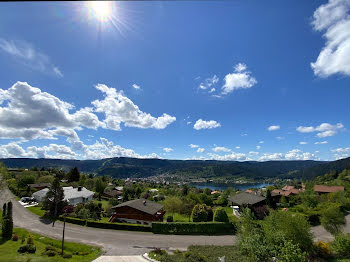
[0,0,349,162]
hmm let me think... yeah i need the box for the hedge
[58,216,151,232]
[152,222,236,235]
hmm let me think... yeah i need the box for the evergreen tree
[2,202,13,240]
[266,188,273,208]
[67,167,80,182]
[42,177,66,226]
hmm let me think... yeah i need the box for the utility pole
[61,215,66,256]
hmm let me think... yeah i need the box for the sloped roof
[314,185,344,193]
[32,187,94,201]
[228,192,266,206]
[282,185,295,191]
[113,198,163,215]
[28,183,51,188]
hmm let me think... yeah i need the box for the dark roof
[228,192,266,206]
[113,198,163,215]
[104,190,123,197]
[28,183,51,188]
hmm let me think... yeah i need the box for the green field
[164,212,191,222]
[0,228,102,262]
[93,200,110,209]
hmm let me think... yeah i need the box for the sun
[88,1,112,22]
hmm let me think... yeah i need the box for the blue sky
[0,0,349,161]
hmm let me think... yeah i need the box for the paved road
[0,185,235,255]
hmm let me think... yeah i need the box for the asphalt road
[0,185,235,255]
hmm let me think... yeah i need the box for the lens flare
[88,1,112,22]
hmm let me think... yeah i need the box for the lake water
[192,182,272,191]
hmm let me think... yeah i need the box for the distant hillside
[0,157,326,180]
[300,157,350,179]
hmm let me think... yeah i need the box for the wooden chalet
[109,198,165,225]
[228,192,267,218]
[314,185,344,195]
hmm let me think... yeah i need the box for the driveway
[0,185,235,255]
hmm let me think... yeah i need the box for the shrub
[12,234,19,241]
[27,235,34,245]
[86,220,152,232]
[275,239,307,262]
[43,250,56,257]
[18,244,36,254]
[166,216,173,222]
[191,204,209,222]
[320,204,345,235]
[63,253,73,259]
[313,241,331,259]
[152,222,235,235]
[183,251,207,262]
[45,245,58,252]
[213,208,229,223]
[332,234,350,258]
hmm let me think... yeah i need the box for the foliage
[166,215,173,222]
[67,167,80,182]
[213,207,229,223]
[12,234,18,241]
[2,202,13,240]
[320,204,345,235]
[17,244,36,254]
[163,196,182,215]
[275,239,307,262]
[331,234,350,258]
[151,222,235,235]
[95,177,107,201]
[191,204,211,222]
[313,241,331,259]
[42,177,66,219]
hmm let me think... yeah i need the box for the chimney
[78,186,82,191]
[143,200,147,206]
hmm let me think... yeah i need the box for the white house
[32,186,94,205]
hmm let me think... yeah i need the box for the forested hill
[0,157,330,179]
[300,157,350,179]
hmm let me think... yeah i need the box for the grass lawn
[164,212,191,222]
[93,200,110,209]
[0,228,102,262]
[27,206,46,217]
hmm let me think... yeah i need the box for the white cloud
[249,151,259,155]
[209,88,216,93]
[92,84,176,130]
[296,123,344,137]
[258,149,317,161]
[311,0,350,77]
[132,84,141,90]
[189,144,199,148]
[259,141,264,144]
[315,141,328,144]
[208,152,249,161]
[268,125,280,131]
[212,146,231,152]
[197,148,205,153]
[0,38,63,77]
[193,119,221,130]
[276,136,284,140]
[259,153,284,161]
[221,63,257,95]
[331,147,350,159]
[163,147,173,153]
[235,146,241,149]
[198,75,219,90]
[299,141,308,145]
[256,145,261,150]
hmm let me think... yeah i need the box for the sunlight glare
[88,1,112,22]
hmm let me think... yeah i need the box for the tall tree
[1,201,13,240]
[95,177,107,201]
[67,167,80,182]
[42,177,66,226]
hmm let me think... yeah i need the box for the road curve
[0,186,235,255]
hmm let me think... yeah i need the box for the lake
[192,182,272,191]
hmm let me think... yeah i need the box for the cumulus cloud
[331,147,350,159]
[189,144,199,148]
[311,0,350,77]
[299,141,308,145]
[208,152,249,161]
[197,148,205,153]
[212,146,231,152]
[221,63,257,95]
[256,145,262,150]
[296,123,344,137]
[163,147,173,153]
[193,119,221,130]
[268,125,280,131]
[0,38,63,77]
[92,84,176,131]
[258,149,317,161]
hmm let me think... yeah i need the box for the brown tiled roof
[290,188,300,195]
[113,198,163,215]
[245,189,254,194]
[314,185,344,193]
[272,189,292,197]
[282,185,295,191]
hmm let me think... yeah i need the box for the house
[32,186,94,205]
[109,198,165,225]
[28,183,51,191]
[282,185,295,191]
[314,185,344,195]
[102,189,123,199]
[228,192,267,218]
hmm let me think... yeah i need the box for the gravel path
[0,183,235,255]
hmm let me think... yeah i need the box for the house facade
[109,198,165,225]
[228,192,267,218]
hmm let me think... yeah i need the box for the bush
[183,251,208,262]
[59,216,86,225]
[152,222,235,235]
[191,204,210,222]
[313,241,331,259]
[320,204,345,235]
[166,216,173,222]
[63,253,73,259]
[18,244,36,254]
[86,220,152,232]
[12,234,18,241]
[275,239,307,262]
[213,208,229,223]
[27,235,34,245]
[332,234,350,258]
[43,250,56,257]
